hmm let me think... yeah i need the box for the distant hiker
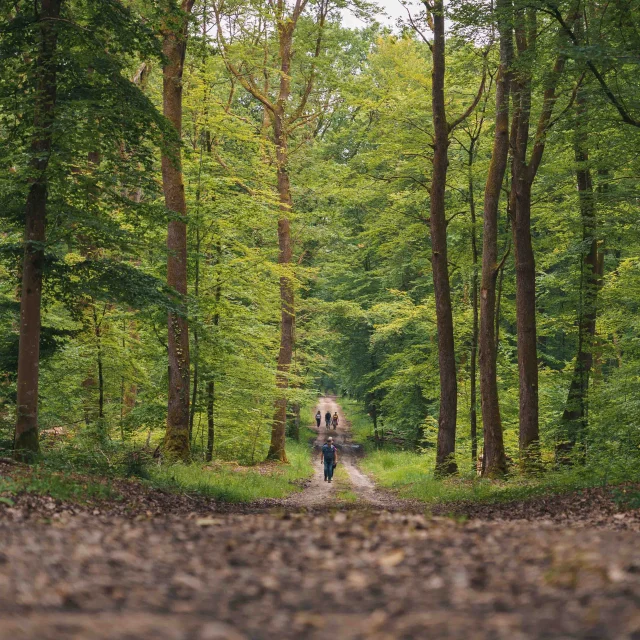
[321,437,338,482]
[332,412,339,430]
[325,411,331,429]
[315,410,322,428]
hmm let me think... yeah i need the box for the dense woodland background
[1,0,639,481]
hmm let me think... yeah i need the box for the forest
[1,0,640,486]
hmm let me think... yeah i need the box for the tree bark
[162,0,195,460]
[557,90,602,461]
[14,0,63,461]
[267,21,296,463]
[469,143,479,465]
[480,0,512,477]
[430,0,458,476]
[206,379,214,462]
[509,9,573,466]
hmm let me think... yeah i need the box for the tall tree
[162,0,195,460]
[424,0,485,474]
[214,0,331,462]
[557,84,602,459]
[14,0,63,461]
[508,5,576,465]
[480,0,512,477]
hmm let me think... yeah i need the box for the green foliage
[361,448,640,505]
[0,468,118,504]
[1,0,640,497]
[146,437,314,502]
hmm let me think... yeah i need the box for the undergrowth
[0,426,316,504]
[361,448,640,505]
[0,467,118,505]
[144,431,314,502]
[339,397,640,506]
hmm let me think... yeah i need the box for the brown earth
[0,399,639,639]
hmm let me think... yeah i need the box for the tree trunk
[430,0,457,476]
[93,307,104,421]
[267,22,296,463]
[189,222,201,443]
[480,0,512,477]
[292,402,300,442]
[510,10,572,467]
[512,178,539,460]
[14,0,62,462]
[557,92,602,461]
[206,380,214,462]
[469,143,479,464]
[267,138,294,463]
[162,0,195,460]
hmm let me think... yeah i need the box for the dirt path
[1,402,640,639]
[283,396,405,510]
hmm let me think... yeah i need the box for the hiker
[315,410,322,428]
[331,412,339,430]
[320,437,338,482]
[325,411,331,429]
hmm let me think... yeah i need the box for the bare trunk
[558,91,602,461]
[206,379,214,462]
[430,0,457,476]
[206,247,222,463]
[267,23,296,463]
[189,223,201,443]
[267,147,294,463]
[468,142,479,464]
[512,180,539,458]
[15,0,62,461]
[480,0,512,477]
[510,10,571,466]
[162,0,194,460]
[292,402,300,442]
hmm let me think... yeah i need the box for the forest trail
[1,417,640,639]
[282,396,404,510]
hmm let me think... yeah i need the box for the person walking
[324,411,331,429]
[320,437,338,482]
[315,410,322,428]
[331,412,339,430]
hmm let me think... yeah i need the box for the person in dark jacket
[324,411,331,429]
[320,437,338,482]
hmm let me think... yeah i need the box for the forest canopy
[1,0,639,480]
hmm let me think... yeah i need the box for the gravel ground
[1,398,639,640]
[0,487,639,640]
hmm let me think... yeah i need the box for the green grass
[333,463,358,503]
[361,448,640,506]
[339,396,375,447]
[0,467,119,505]
[145,434,314,502]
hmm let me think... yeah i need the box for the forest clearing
[1,0,640,637]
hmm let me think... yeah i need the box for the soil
[1,397,639,639]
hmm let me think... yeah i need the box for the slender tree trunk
[14,0,62,461]
[267,23,296,463]
[430,0,457,476]
[510,10,572,466]
[469,142,479,464]
[206,379,214,462]
[162,0,194,460]
[558,91,601,461]
[93,307,104,421]
[480,0,512,477]
[189,223,201,443]
[292,403,300,442]
[512,178,539,459]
